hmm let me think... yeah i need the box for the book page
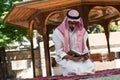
[71,49,90,55]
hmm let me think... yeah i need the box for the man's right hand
[63,54,83,62]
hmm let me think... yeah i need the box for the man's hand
[63,52,89,62]
[82,54,89,61]
[63,54,83,62]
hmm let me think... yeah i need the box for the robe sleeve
[52,29,67,60]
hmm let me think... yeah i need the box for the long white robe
[52,29,95,76]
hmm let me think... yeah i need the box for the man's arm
[52,29,67,59]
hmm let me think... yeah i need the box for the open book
[67,49,90,57]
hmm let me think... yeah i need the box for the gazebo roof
[4,0,81,29]
[4,0,120,30]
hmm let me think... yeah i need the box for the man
[52,9,95,76]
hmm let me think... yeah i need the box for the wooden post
[101,22,111,53]
[29,20,36,77]
[43,33,52,76]
[42,12,52,76]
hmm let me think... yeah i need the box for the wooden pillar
[29,20,36,77]
[101,22,111,53]
[43,31,52,76]
[41,12,52,76]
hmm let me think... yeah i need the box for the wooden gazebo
[4,0,120,77]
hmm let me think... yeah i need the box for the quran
[67,49,90,57]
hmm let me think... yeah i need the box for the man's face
[68,21,79,28]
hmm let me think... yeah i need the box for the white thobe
[52,29,95,76]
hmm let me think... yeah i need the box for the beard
[69,25,75,31]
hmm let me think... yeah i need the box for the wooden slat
[16,0,81,12]
[8,8,36,22]
[6,20,29,28]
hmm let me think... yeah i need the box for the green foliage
[116,21,120,31]
[88,25,104,34]
[89,21,120,34]
[110,22,118,32]
[0,0,29,48]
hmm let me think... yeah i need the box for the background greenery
[88,21,120,34]
[0,0,29,48]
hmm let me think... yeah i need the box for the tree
[0,0,29,48]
